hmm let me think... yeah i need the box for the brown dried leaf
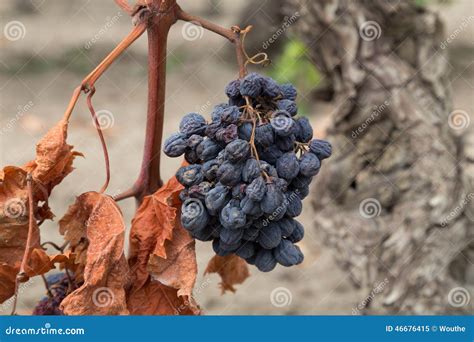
[205,254,250,293]
[25,248,75,277]
[0,118,81,303]
[127,176,199,315]
[59,192,129,315]
[24,118,82,191]
[0,167,41,302]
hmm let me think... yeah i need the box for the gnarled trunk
[288,0,473,314]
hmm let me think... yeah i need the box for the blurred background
[0,0,472,315]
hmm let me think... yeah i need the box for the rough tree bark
[288,0,473,314]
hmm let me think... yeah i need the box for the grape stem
[245,97,271,183]
[176,7,248,78]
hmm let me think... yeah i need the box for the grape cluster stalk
[164,73,332,272]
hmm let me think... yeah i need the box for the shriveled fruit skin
[224,139,250,163]
[180,112,207,136]
[163,73,331,273]
[255,248,277,272]
[277,99,297,116]
[271,110,295,137]
[309,139,332,160]
[246,176,266,201]
[242,159,260,183]
[261,183,284,214]
[225,80,241,99]
[258,222,282,249]
[288,220,304,243]
[280,83,297,101]
[205,184,229,212]
[239,72,263,97]
[164,133,187,157]
[181,198,209,231]
[274,239,304,267]
[299,152,321,177]
[176,165,204,187]
[197,138,222,162]
[217,161,242,187]
[295,117,313,143]
[276,152,300,180]
[220,200,246,229]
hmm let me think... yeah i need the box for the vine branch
[176,6,248,78]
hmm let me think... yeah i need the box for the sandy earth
[0,0,472,315]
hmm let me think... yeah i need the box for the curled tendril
[235,25,271,68]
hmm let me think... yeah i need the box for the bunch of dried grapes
[164,72,332,272]
[33,273,74,315]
